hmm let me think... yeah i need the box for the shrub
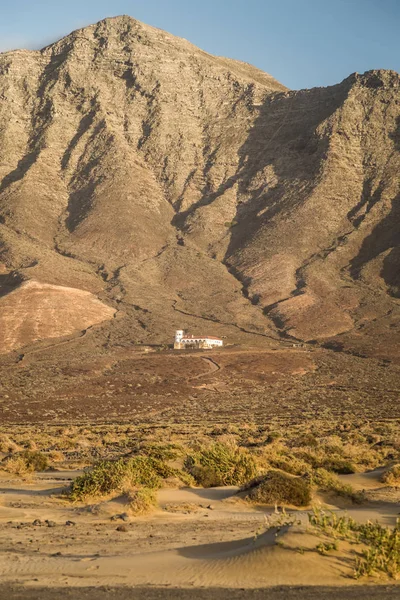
[139,443,183,461]
[309,508,400,579]
[268,454,312,477]
[322,458,356,475]
[48,450,65,463]
[382,464,400,487]
[2,456,30,476]
[20,450,49,472]
[2,450,48,474]
[265,431,281,444]
[127,488,157,515]
[0,434,20,454]
[68,456,172,501]
[243,470,312,507]
[316,541,338,554]
[184,442,258,487]
[297,433,319,448]
[311,468,364,504]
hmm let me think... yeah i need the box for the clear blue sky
[0,0,399,90]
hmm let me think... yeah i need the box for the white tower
[175,330,184,345]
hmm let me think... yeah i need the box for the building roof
[181,335,223,341]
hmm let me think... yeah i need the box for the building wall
[174,338,223,350]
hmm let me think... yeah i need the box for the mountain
[0,15,399,360]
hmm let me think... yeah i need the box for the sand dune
[0,281,115,354]
[0,470,399,589]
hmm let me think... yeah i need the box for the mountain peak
[0,16,399,361]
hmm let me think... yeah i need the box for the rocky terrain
[0,14,398,361]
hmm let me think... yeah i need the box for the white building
[174,329,223,350]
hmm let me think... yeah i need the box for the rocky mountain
[0,15,399,359]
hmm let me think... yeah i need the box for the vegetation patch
[68,456,175,502]
[2,450,48,475]
[311,468,364,503]
[184,441,258,487]
[243,470,312,507]
[309,508,400,579]
[0,434,20,454]
[382,464,400,487]
[126,487,157,515]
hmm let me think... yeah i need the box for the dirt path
[189,356,221,381]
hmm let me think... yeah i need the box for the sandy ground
[0,468,399,594]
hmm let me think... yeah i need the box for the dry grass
[2,455,31,476]
[163,503,201,514]
[0,434,20,454]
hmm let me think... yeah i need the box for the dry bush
[127,488,157,515]
[139,442,183,461]
[2,450,48,475]
[48,450,65,463]
[26,440,38,451]
[0,434,20,454]
[21,450,49,471]
[382,464,400,487]
[243,470,312,507]
[2,456,30,476]
[184,441,258,487]
[311,468,364,503]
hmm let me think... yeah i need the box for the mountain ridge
[0,16,399,359]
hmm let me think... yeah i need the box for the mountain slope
[0,15,399,358]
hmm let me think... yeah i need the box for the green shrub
[69,456,173,501]
[316,541,338,554]
[309,508,400,579]
[243,470,312,507]
[185,442,258,487]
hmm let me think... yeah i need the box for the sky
[0,0,399,90]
